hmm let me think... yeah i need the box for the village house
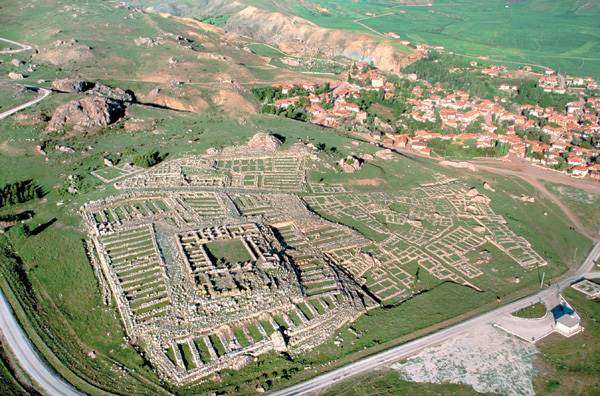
[588,163,600,180]
[273,96,299,109]
[261,54,599,179]
[570,165,589,177]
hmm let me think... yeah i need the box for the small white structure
[555,315,581,336]
[552,297,583,337]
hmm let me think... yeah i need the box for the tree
[514,79,576,109]
[251,87,282,103]
[402,51,500,99]
[11,223,30,238]
[315,83,331,95]
[0,180,44,208]
[133,151,167,168]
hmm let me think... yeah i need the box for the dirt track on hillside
[471,157,599,241]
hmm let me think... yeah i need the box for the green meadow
[291,0,600,79]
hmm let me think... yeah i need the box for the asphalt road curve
[0,290,82,396]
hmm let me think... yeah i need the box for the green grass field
[322,368,479,396]
[545,182,600,237]
[290,0,600,79]
[513,302,547,319]
[204,239,252,264]
[0,83,38,113]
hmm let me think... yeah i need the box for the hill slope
[123,0,417,72]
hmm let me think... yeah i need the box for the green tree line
[0,180,43,208]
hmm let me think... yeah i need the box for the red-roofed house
[570,165,589,177]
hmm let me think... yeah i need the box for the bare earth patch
[33,43,94,65]
[0,141,27,156]
[139,88,209,112]
[213,89,256,115]
[346,178,384,187]
[392,325,538,395]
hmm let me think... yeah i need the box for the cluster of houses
[481,64,599,95]
[405,82,600,178]
[266,60,600,180]
[271,63,391,128]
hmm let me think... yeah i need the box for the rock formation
[52,78,95,93]
[247,133,282,151]
[51,78,133,101]
[338,155,363,173]
[47,96,126,132]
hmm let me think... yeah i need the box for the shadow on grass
[30,218,57,236]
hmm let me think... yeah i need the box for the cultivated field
[289,0,600,79]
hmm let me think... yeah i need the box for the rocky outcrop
[51,79,133,101]
[338,155,363,173]
[247,132,282,151]
[8,72,24,80]
[46,96,126,132]
[483,181,495,192]
[375,149,393,160]
[134,37,163,48]
[89,84,133,102]
[52,78,95,93]
[513,194,535,203]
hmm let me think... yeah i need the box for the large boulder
[338,155,363,173]
[51,79,133,101]
[51,78,95,93]
[89,84,133,102]
[8,72,24,80]
[247,132,282,151]
[46,96,126,132]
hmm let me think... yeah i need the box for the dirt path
[471,159,599,241]
[0,86,51,121]
[0,38,32,55]
[471,158,600,196]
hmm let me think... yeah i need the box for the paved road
[0,86,51,121]
[271,242,600,396]
[0,37,32,54]
[0,290,82,396]
[586,271,600,279]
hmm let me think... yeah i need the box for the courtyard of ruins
[81,134,548,385]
